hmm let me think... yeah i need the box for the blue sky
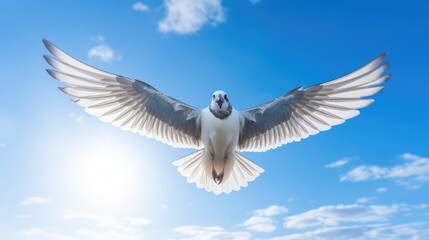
[0,0,428,239]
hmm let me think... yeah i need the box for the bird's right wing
[238,53,390,152]
[43,39,203,149]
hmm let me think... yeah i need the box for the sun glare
[70,138,142,209]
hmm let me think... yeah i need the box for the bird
[42,39,390,195]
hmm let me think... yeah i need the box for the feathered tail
[172,149,264,195]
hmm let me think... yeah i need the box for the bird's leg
[212,155,228,185]
[212,169,224,184]
[211,157,225,185]
[212,169,218,183]
[217,171,224,185]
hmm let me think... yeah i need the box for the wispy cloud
[62,209,99,221]
[69,112,85,125]
[90,35,105,42]
[274,202,429,239]
[243,205,288,232]
[21,228,72,240]
[88,36,120,63]
[62,210,119,227]
[171,202,428,240]
[124,217,152,226]
[21,226,145,240]
[173,225,251,240]
[20,197,51,206]
[325,157,353,169]
[254,205,289,217]
[272,222,429,240]
[376,187,387,193]
[88,45,116,62]
[59,210,150,239]
[21,202,428,240]
[0,142,6,148]
[356,197,375,204]
[159,203,168,209]
[341,153,429,189]
[132,2,149,12]
[243,217,276,233]
[75,228,144,240]
[283,204,403,229]
[158,0,225,34]
[249,0,261,4]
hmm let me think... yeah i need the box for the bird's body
[43,39,391,195]
[201,107,240,179]
[174,94,263,194]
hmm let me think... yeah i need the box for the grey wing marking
[238,53,390,152]
[43,39,202,149]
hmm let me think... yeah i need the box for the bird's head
[209,90,232,119]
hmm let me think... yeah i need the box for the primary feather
[43,39,202,149]
[238,53,390,152]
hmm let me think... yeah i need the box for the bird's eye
[224,95,228,101]
[212,95,215,99]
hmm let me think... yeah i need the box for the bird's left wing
[43,39,202,149]
[238,53,390,152]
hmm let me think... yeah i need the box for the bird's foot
[212,170,224,185]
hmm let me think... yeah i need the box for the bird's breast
[201,108,240,153]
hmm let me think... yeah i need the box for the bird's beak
[216,99,224,108]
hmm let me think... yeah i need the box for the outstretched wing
[238,53,390,152]
[43,39,202,149]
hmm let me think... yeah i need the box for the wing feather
[43,39,202,149]
[238,53,390,152]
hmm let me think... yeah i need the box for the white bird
[43,39,390,195]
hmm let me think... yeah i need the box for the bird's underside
[43,39,390,195]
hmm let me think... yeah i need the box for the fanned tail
[173,150,264,195]
[172,149,205,184]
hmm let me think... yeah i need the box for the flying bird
[43,39,390,195]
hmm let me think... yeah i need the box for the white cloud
[21,228,72,240]
[283,204,403,229]
[132,2,149,12]
[341,166,388,181]
[158,0,225,34]
[124,217,152,226]
[88,44,116,62]
[325,157,353,169]
[414,204,429,209]
[254,205,289,217]
[62,209,99,221]
[69,112,85,124]
[356,197,375,204]
[272,223,429,240]
[173,225,251,240]
[376,187,387,193]
[88,36,119,62]
[90,35,105,42]
[243,205,288,233]
[21,227,145,240]
[75,228,144,240]
[341,153,429,189]
[20,197,51,206]
[159,203,168,209]
[58,210,149,239]
[249,0,261,4]
[62,210,118,227]
[243,216,276,232]
[272,201,429,240]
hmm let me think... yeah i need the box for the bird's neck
[209,105,232,119]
